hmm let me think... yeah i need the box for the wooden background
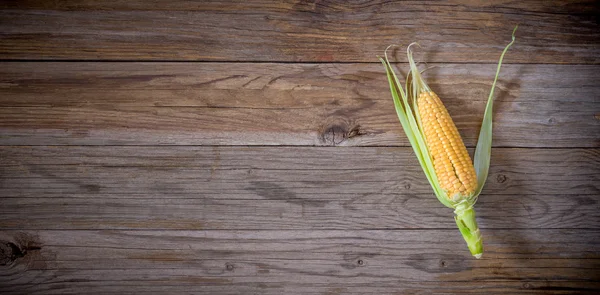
[1,1,599,294]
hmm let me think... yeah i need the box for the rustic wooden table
[1,1,599,294]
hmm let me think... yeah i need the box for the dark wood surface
[1,230,599,294]
[1,1,599,63]
[1,1,599,294]
[1,147,598,230]
[1,63,598,147]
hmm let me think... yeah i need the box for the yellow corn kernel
[418,91,477,198]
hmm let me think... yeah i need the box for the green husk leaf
[379,49,451,208]
[473,26,517,197]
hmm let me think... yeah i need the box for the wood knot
[346,125,363,139]
[0,242,24,266]
[320,118,362,146]
[496,174,508,183]
[225,263,234,271]
[357,259,364,266]
[406,254,467,273]
[322,124,347,146]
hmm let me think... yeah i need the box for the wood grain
[1,1,598,63]
[0,229,599,294]
[1,63,598,147]
[1,146,597,230]
[1,1,599,293]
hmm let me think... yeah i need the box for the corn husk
[379,26,517,258]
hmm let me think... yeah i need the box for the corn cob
[379,26,517,258]
[418,91,478,200]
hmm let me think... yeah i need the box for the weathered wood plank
[0,1,598,63]
[1,63,598,147]
[1,194,597,230]
[0,286,595,295]
[1,146,597,230]
[1,230,599,294]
